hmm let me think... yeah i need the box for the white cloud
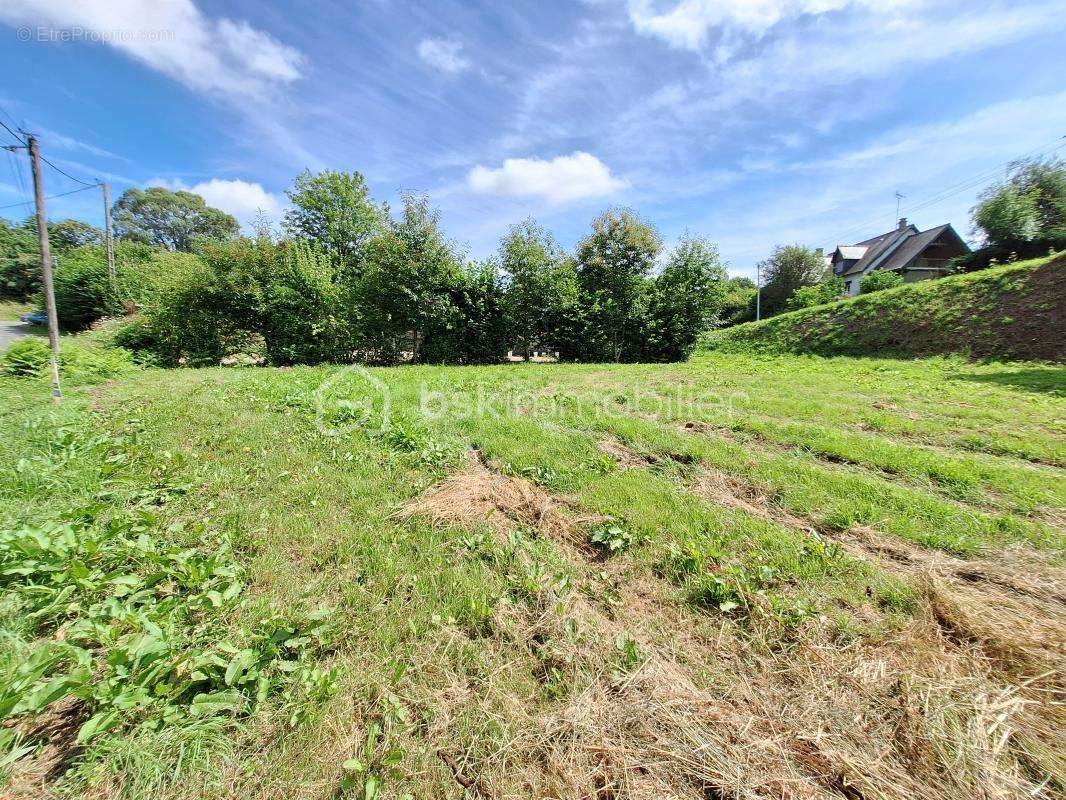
[467,152,628,203]
[627,0,919,47]
[148,177,286,227]
[0,0,303,98]
[626,0,921,47]
[417,38,471,74]
[610,0,1064,162]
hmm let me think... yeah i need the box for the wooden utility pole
[102,181,116,287]
[27,134,62,403]
[755,261,761,322]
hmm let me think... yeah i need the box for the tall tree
[757,244,826,317]
[112,187,239,251]
[974,157,1066,245]
[283,169,386,265]
[575,208,661,362]
[48,219,103,252]
[642,234,727,361]
[499,218,578,358]
[357,195,463,363]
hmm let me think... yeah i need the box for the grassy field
[1,351,1064,799]
[704,253,1065,362]
[0,301,31,322]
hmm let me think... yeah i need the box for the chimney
[898,217,908,230]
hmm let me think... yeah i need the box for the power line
[5,147,32,209]
[0,102,22,133]
[0,183,99,210]
[0,118,25,147]
[36,152,99,188]
[904,138,1066,218]
[825,134,1066,248]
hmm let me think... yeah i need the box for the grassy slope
[704,253,1066,362]
[1,353,1064,798]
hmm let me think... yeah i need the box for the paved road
[0,321,30,351]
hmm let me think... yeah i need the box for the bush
[126,239,351,367]
[787,277,844,310]
[37,242,185,332]
[950,240,1063,273]
[1,337,50,376]
[860,270,903,294]
[51,254,122,331]
[641,234,727,362]
[0,219,39,300]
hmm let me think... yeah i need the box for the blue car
[19,311,48,325]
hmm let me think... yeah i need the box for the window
[844,280,852,293]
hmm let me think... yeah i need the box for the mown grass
[1,349,1063,798]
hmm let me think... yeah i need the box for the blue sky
[1,0,1064,278]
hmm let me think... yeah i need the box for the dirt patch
[398,449,599,548]
[5,697,86,798]
[597,438,659,469]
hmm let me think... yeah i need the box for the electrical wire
[824,134,1066,248]
[0,183,99,210]
[37,153,99,187]
[0,105,25,147]
[0,120,25,148]
[5,148,32,212]
[0,102,23,133]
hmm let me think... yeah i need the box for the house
[827,218,970,296]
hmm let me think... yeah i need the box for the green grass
[704,253,1065,362]
[1,350,1063,797]
[0,301,31,322]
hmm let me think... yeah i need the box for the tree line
[4,156,1061,364]
[2,171,749,366]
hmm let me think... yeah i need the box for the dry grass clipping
[398,446,1063,799]
[398,449,599,547]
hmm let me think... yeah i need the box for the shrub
[860,270,904,294]
[787,277,845,310]
[0,219,39,300]
[126,239,351,367]
[1,337,50,376]
[51,253,122,331]
[641,234,727,362]
[1,336,136,383]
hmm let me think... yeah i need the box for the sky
[1,0,1064,278]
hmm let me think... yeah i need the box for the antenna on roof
[894,191,905,223]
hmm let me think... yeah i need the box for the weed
[588,523,633,554]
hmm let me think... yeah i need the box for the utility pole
[27,134,62,403]
[102,181,116,288]
[755,261,761,322]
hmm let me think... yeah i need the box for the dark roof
[837,222,967,276]
[880,224,951,272]
[840,225,916,276]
